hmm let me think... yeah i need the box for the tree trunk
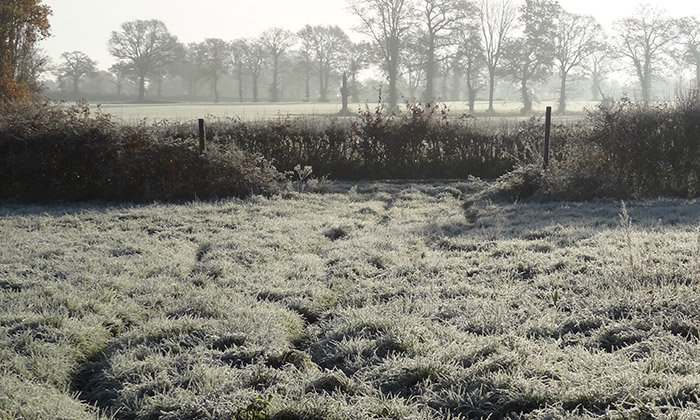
[487,68,496,113]
[424,35,435,101]
[304,61,310,102]
[319,62,328,102]
[591,75,600,101]
[213,75,219,103]
[635,60,650,106]
[467,84,477,113]
[271,58,279,102]
[641,75,650,105]
[557,71,567,114]
[237,71,244,102]
[451,60,461,102]
[252,75,258,102]
[441,71,449,100]
[465,68,475,113]
[387,36,400,110]
[138,75,146,102]
[388,67,398,111]
[351,72,359,102]
[340,72,349,114]
[521,78,532,114]
[190,77,198,100]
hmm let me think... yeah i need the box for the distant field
[92,100,599,123]
[1,181,700,419]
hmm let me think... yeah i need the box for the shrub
[542,98,700,199]
[197,101,534,180]
[0,101,281,202]
[3,97,698,203]
[591,98,700,197]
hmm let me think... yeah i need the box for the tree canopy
[108,19,181,102]
[0,0,51,101]
[55,50,97,94]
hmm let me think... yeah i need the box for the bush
[542,98,700,199]
[590,98,700,197]
[194,101,536,180]
[2,97,698,203]
[0,101,281,202]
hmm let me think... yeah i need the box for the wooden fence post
[198,118,206,154]
[543,106,551,169]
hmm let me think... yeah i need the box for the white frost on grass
[0,183,699,419]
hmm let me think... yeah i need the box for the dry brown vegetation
[3,97,700,204]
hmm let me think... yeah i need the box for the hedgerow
[0,101,281,202]
[1,97,698,203]
[200,101,539,180]
[533,97,700,199]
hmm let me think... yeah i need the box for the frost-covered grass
[91,100,595,123]
[1,181,699,419]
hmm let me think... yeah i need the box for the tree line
[4,0,700,113]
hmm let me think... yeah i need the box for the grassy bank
[1,182,699,419]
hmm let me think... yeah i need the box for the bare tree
[198,38,231,102]
[171,43,204,100]
[148,68,168,98]
[614,6,676,105]
[438,59,451,99]
[296,26,315,102]
[553,12,600,113]
[346,41,372,102]
[108,62,132,97]
[401,35,427,99]
[260,27,296,102]
[230,39,247,102]
[478,0,517,113]
[677,16,700,91]
[108,20,182,102]
[583,40,615,101]
[303,25,352,102]
[55,51,96,94]
[349,0,415,110]
[503,0,559,114]
[241,39,266,102]
[418,0,472,101]
[456,22,486,112]
[450,54,461,101]
[16,45,50,94]
[83,70,115,95]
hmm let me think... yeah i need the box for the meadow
[1,181,700,419]
[92,100,596,123]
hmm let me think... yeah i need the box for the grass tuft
[1,181,700,418]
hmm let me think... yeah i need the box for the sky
[40,0,700,71]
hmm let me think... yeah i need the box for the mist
[40,0,700,113]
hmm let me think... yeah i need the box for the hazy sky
[40,0,700,71]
